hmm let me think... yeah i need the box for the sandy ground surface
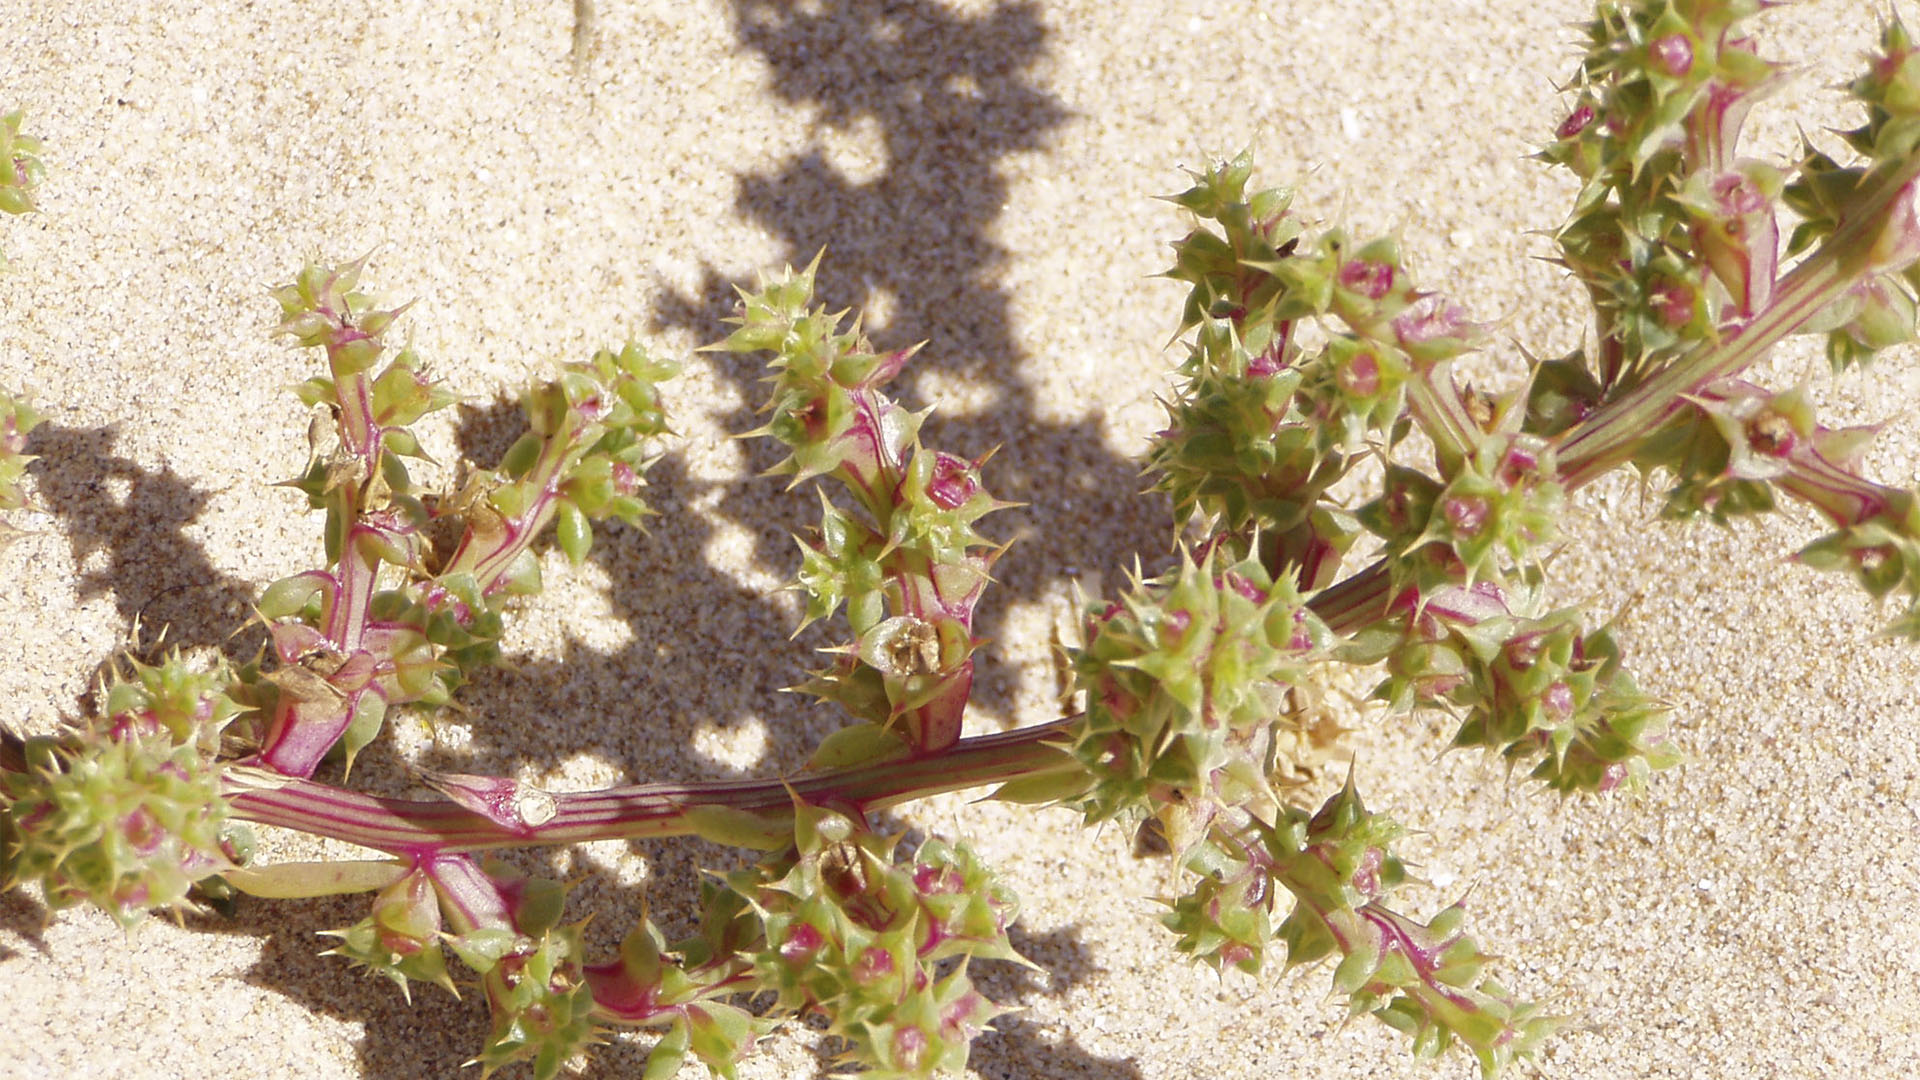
[3,1,1917,1077]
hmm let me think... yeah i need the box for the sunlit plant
[8,2,1920,1075]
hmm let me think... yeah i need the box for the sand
[2,0,1916,1077]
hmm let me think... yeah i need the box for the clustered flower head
[1158,778,1558,1075]
[1542,0,1789,377]
[1150,151,1495,597]
[2,652,245,928]
[1443,610,1679,794]
[1264,781,1560,1074]
[461,922,598,1080]
[1068,547,1328,827]
[723,257,1009,756]
[728,801,1018,1078]
[580,907,765,1079]
[319,862,456,1000]
[1358,427,1565,596]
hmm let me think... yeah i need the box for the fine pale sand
[3,2,1917,1078]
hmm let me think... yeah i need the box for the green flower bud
[320,863,455,1001]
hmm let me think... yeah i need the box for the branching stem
[225,719,1078,856]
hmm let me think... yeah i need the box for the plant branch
[224,719,1079,856]
[1560,162,1920,487]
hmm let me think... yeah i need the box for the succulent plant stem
[224,719,1078,857]
[1560,163,1920,487]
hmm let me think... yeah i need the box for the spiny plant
[0,108,44,276]
[8,2,1920,1076]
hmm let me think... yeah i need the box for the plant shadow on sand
[654,0,1178,722]
[15,3,1187,1076]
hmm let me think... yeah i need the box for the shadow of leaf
[658,0,1174,728]
[27,422,261,660]
[0,887,50,961]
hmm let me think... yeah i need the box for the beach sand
[2,1,1916,1077]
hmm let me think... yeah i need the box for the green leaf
[339,692,388,777]
[501,432,543,479]
[292,376,337,408]
[448,927,521,973]
[805,724,911,770]
[382,427,426,460]
[686,1002,753,1077]
[556,499,591,565]
[500,548,543,596]
[682,804,791,851]
[223,859,408,899]
[257,572,331,620]
[642,1021,691,1080]
[990,766,1093,806]
[513,875,568,936]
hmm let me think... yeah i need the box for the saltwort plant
[9,2,1920,1075]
